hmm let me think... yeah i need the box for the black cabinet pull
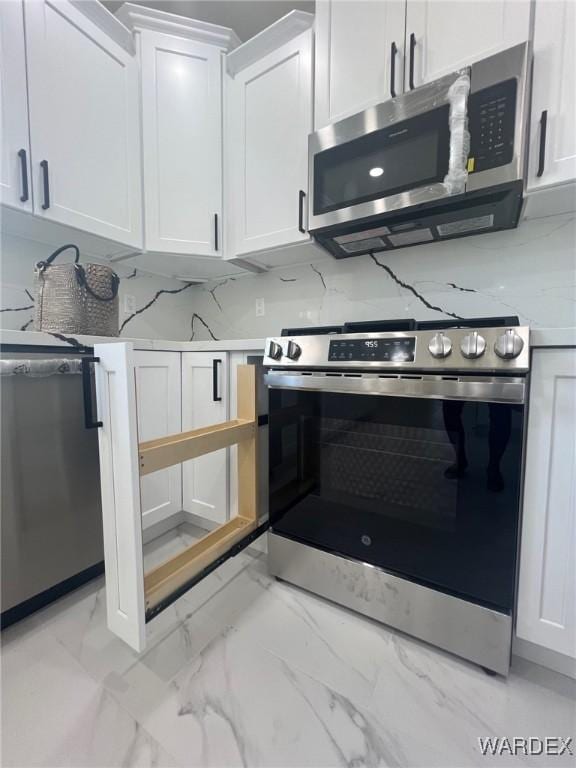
[537,110,548,178]
[298,190,306,233]
[81,357,103,429]
[18,149,29,202]
[214,213,219,251]
[409,33,416,90]
[212,358,222,402]
[390,42,397,98]
[40,159,50,209]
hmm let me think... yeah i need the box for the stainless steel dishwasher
[1,347,104,627]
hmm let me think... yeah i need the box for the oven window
[314,104,451,215]
[269,389,523,612]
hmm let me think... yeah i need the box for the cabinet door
[227,30,312,257]
[527,0,576,192]
[315,0,406,128]
[405,0,531,89]
[182,352,229,524]
[134,351,182,530]
[0,0,32,211]
[24,0,142,247]
[516,349,576,659]
[140,30,223,256]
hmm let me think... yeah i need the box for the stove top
[267,316,529,373]
[280,316,519,336]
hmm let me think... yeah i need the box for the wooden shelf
[141,363,259,613]
[139,418,255,476]
[144,516,257,610]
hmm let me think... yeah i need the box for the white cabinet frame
[516,348,576,660]
[95,343,261,652]
[95,343,146,652]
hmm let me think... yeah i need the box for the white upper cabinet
[226,19,313,258]
[24,0,142,247]
[527,0,576,193]
[181,352,229,524]
[516,348,576,661]
[314,0,406,128]
[405,0,531,89]
[134,351,182,530]
[140,31,223,257]
[116,5,239,258]
[0,1,32,212]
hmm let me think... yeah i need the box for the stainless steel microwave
[308,43,531,258]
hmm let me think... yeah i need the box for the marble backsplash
[185,213,576,340]
[0,234,196,340]
[2,213,574,342]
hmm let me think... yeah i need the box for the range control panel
[328,337,415,363]
[468,78,517,173]
[264,327,530,373]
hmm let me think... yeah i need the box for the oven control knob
[268,341,283,360]
[286,341,302,360]
[460,331,486,359]
[428,332,452,358]
[494,329,524,359]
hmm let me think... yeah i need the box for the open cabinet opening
[94,343,265,652]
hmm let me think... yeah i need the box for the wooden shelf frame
[141,364,259,612]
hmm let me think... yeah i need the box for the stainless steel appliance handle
[264,372,526,404]
[0,358,83,376]
[390,41,397,98]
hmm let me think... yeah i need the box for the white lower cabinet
[181,352,229,524]
[516,348,576,665]
[134,351,182,530]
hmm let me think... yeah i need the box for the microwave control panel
[468,78,517,174]
[328,337,416,363]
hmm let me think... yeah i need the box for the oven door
[267,372,526,613]
[308,70,464,237]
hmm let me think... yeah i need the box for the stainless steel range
[264,317,529,675]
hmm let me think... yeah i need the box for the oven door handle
[264,373,526,405]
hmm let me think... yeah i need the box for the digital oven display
[328,337,416,362]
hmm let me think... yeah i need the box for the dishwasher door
[1,350,104,622]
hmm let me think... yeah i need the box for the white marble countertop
[0,329,266,352]
[1,327,574,351]
[529,327,576,348]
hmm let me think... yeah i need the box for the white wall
[0,234,195,340]
[183,213,576,340]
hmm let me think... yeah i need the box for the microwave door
[310,103,453,232]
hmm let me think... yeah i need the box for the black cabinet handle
[409,32,416,90]
[81,357,103,429]
[40,160,50,209]
[18,149,29,202]
[214,213,219,251]
[390,42,397,98]
[212,358,222,402]
[298,190,306,233]
[537,110,548,178]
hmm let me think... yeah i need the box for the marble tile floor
[2,523,575,768]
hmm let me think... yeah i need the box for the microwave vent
[437,214,495,236]
[387,228,434,246]
[338,237,387,254]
